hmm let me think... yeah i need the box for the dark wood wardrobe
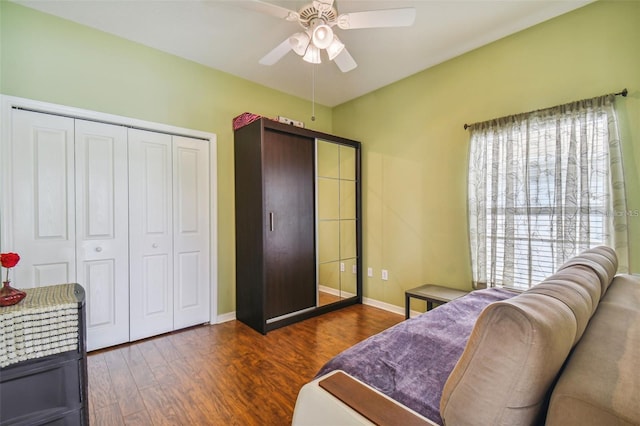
[234,118,362,334]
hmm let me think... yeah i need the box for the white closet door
[10,110,76,288]
[128,129,174,340]
[75,120,129,351]
[173,136,210,329]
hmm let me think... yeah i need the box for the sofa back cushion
[440,293,577,425]
[556,246,618,296]
[527,279,593,345]
[545,266,602,315]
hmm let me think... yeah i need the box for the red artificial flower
[1,252,20,282]
[1,252,20,269]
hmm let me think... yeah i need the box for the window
[468,95,628,290]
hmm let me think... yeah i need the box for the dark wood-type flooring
[88,304,403,425]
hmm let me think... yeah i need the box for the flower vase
[0,281,26,306]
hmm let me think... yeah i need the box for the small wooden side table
[0,283,88,425]
[405,284,469,319]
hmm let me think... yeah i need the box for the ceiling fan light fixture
[311,24,333,49]
[326,35,344,61]
[289,32,310,56]
[303,44,322,64]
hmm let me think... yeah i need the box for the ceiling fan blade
[337,8,416,30]
[333,48,357,73]
[259,38,293,65]
[238,0,299,21]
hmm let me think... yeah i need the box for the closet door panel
[173,136,210,328]
[10,110,75,288]
[128,129,173,340]
[75,120,129,350]
[32,263,71,286]
[143,254,171,312]
[83,259,116,333]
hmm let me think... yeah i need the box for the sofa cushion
[556,246,618,296]
[601,273,640,311]
[546,275,640,425]
[527,279,593,345]
[440,293,577,426]
[545,266,602,315]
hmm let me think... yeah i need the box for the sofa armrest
[292,370,438,426]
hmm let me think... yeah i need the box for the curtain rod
[463,88,628,130]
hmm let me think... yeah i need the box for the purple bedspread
[315,288,516,425]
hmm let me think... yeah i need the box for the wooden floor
[88,304,403,425]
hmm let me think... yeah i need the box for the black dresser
[0,283,88,425]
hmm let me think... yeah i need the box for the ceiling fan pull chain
[311,64,316,121]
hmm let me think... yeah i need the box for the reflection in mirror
[340,220,357,259]
[340,181,356,219]
[318,262,341,305]
[317,141,339,178]
[341,258,357,298]
[317,140,359,306]
[318,178,339,220]
[318,221,339,263]
[340,145,356,180]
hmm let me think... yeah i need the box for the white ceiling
[15,0,592,107]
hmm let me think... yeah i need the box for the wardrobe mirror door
[317,140,359,306]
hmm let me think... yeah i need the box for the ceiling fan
[247,0,416,72]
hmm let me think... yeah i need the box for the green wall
[2,1,638,314]
[0,1,331,315]
[333,0,640,308]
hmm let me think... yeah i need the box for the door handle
[269,212,274,232]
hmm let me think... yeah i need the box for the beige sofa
[293,246,640,425]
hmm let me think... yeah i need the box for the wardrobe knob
[152,243,159,248]
[95,247,103,252]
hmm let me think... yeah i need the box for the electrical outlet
[381,269,389,280]
[340,262,345,272]
[352,264,357,274]
[367,267,373,277]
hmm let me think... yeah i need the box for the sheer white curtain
[468,94,628,290]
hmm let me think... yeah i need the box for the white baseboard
[362,297,405,316]
[214,311,236,324]
[319,285,356,299]
[321,287,404,316]
[319,285,340,296]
